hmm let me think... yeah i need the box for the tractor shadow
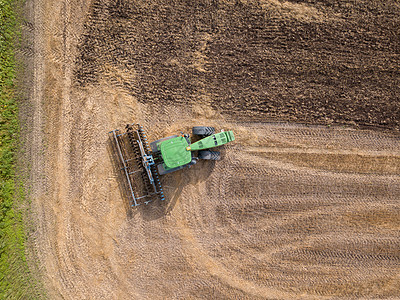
[163,159,217,214]
[136,158,217,221]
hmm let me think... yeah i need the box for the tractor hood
[189,130,235,151]
[160,136,192,169]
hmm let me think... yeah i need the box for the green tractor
[109,124,235,206]
[151,126,235,175]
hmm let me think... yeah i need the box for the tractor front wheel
[198,150,220,160]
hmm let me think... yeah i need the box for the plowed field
[24,0,400,299]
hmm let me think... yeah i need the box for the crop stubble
[28,0,400,299]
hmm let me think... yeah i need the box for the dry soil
[23,0,400,299]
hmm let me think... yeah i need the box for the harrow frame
[109,123,165,207]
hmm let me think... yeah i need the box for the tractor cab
[159,136,192,170]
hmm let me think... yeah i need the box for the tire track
[178,123,400,297]
[31,0,400,298]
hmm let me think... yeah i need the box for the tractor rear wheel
[198,150,220,160]
[192,126,215,137]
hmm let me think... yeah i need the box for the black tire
[192,126,215,137]
[150,135,178,153]
[198,150,220,160]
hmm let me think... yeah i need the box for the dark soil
[75,0,400,130]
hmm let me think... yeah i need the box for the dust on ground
[25,0,400,299]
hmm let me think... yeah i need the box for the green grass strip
[0,0,40,298]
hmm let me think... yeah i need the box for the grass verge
[1,0,41,298]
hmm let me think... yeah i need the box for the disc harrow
[109,123,165,207]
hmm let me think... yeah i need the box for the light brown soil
[26,0,400,299]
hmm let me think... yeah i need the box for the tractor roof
[160,136,192,169]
